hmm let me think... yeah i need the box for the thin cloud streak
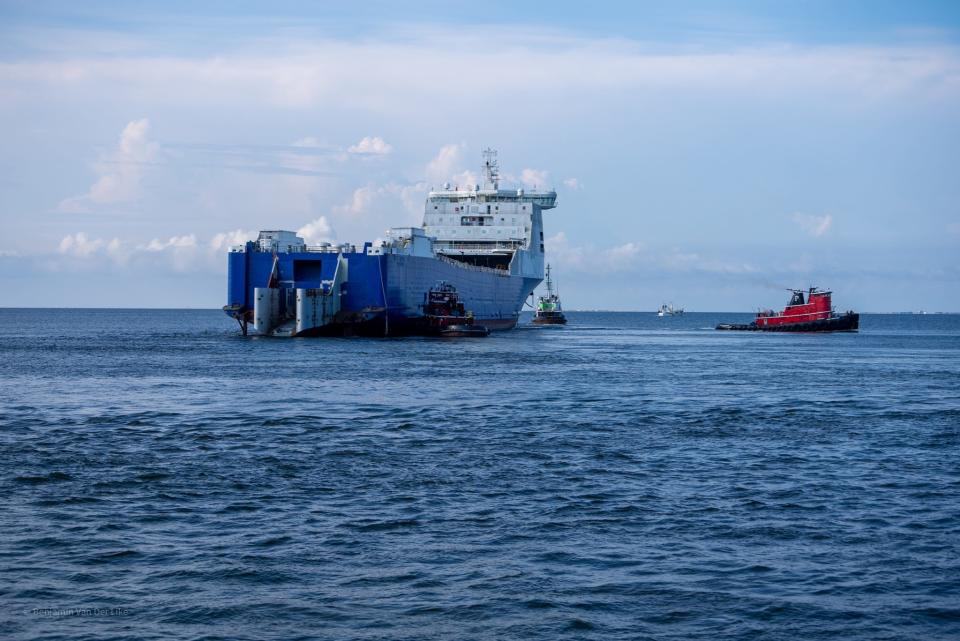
[792,213,833,237]
[4,35,959,113]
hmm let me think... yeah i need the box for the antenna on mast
[481,148,499,190]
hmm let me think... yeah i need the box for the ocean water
[1,309,958,641]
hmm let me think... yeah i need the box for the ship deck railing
[436,254,510,275]
[435,241,524,253]
[303,245,357,253]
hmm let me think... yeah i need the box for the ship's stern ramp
[253,254,349,336]
[295,255,348,335]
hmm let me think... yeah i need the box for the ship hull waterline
[532,317,567,326]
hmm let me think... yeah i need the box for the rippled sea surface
[1,309,959,640]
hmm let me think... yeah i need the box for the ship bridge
[421,149,555,271]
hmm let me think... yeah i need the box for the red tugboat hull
[716,288,859,332]
[717,312,859,332]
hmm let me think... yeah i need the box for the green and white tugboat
[532,264,567,325]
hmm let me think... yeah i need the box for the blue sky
[1,1,958,311]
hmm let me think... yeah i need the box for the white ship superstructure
[418,149,555,277]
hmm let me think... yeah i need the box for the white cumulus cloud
[520,168,550,189]
[297,216,335,244]
[426,143,462,184]
[334,186,379,217]
[136,235,195,271]
[546,232,643,272]
[140,234,197,252]
[58,232,122,258]
[384,182,429,217]
[347,136,393,155]
[210,229,257,252]
[58,118,159,213]
[52,230,275,274]
[545,232,587,269]
[605,242,643,270]
[425,143,478,189]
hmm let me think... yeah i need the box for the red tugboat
[717,287,859,332]
[420,282,490,337]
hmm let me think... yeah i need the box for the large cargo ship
[223,150,556,336]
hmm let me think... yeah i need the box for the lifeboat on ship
[716,287,859,332]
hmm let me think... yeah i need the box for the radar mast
[481,148,499,190]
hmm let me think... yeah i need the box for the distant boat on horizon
[657,303,684,317]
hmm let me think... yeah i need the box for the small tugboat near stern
[717,287,859,332]
[420,282,490,337]
[532,264,567,325]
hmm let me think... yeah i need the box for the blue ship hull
[225,242,538,336]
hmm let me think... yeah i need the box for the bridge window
[461,216,495,226]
